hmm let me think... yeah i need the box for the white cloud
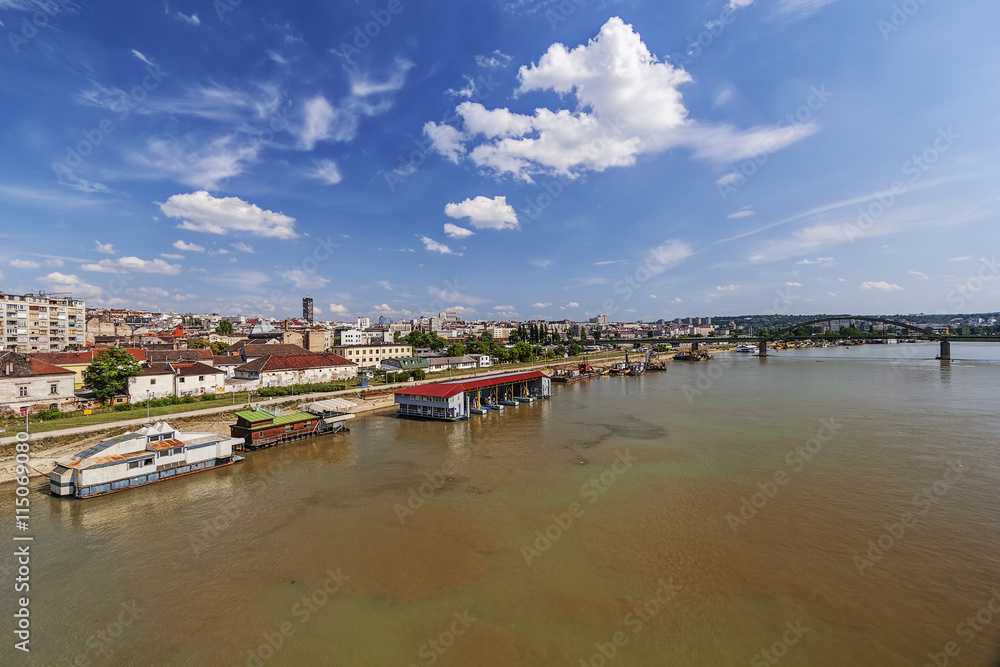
[423,122,466,163]
[38,272,103,298]
[160,191,298,239]
[860,281,902,291]
[645,240,694,276]
[826,292,838,297]
[443,222,474,238]
[173,240,206,252]
[716,173,742,187]
[131,49,155,67]
[728,0,755,9]
[949,256,972,262]
[776,0,837,18]
[493,305,515,310]
[308,159,342,185]
[328,303,349,315]
[420,236,456,254]
[444,195,519,230]
[9,259,40,269]
[231,242,256,254]
[300,96,339,149]
[159,253,184,260]
[475,51,513,68]
[428,286,484,305]
[795,257,834,265]
[715,284,740,291]
[81,256,182,275]
[532,259,553,270]
[95,241,115,254]
[45,259,64,267]
[376,280,392,290]
[136,135,260,190]
[426,18,815,181]
[280,270,330,289]
[785,281,802,287]
[175,11,200,25]
[728,207,754,219]
[909,270,929,280]
[531,302,551,308]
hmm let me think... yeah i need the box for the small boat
[514,397,533,403]
[499,400,518,406]
[470,408,486,415]
[735,344,758,354]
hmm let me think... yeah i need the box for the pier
[393,371,552,420]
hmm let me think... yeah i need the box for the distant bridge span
[770,315,942,340]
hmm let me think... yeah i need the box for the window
[150,379,156,385]
[50,384,58,395]
[198,375,204,381]
[18,386,27,397]
[128,460,140,469]
[179,377,185,383]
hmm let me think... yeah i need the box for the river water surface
[4,343,1000,666]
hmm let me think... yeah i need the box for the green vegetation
[257,381,348,397]
[84,347,143,401]
[216,319,234,335]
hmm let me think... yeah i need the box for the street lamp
[146,390,151,421]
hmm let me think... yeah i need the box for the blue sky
[1,0,998,322]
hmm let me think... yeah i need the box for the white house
[127,365,176,402]
[126,362,227,403]
[0,351,77,415]
[233,353,357,388]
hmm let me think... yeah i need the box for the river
[3,342,999,666]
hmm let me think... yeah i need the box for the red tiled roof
[394,371,545,399]
[28,359,75,376]
[170,362,223,377]
[139,364,175,376]
[31,351,95,365]
[243,344,313,357]
[236,353,355,373]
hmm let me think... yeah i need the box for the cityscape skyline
[2,2,999,320]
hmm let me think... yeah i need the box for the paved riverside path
[0,357,625,447]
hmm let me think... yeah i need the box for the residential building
[329,343,413,369]
[380,356,430,373]
[30,350,97,389]
[589,314,609,326]
[427,355,478,373]
[302,297,314,323]
[126,362,226,402]
[127,365,176,402]
[2,292,86,353]
[233,352,358,387]
[356,316,371,329]
[0,350,78,415]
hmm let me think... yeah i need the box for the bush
[35,408,62,421]
[113,403,135,412]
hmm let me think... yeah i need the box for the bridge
[626,315,997,360]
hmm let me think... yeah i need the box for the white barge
[49,421,243,498]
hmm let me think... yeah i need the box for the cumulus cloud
[796,257,834,265]
[531,302,551,308]
[231,242,256,254]
[785,281,802,287]
[444,195,519,230]
[95,241,115,254]
[443,222,474,238]
[160,253,184,260]
[715,284,740,291]
[425,18,815,181]
[81,256,182,275]
[860,281,902,291]
[160,191,298,239]
[328,303,349,315]
[38,272,104,298]
[9,259,40,269]
[173,240,205,252]
[420,236,456,254]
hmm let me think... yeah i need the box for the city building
[1,291,86,353]
[233,352,358,387]
[329,343,413,369]
[0,350,78,415]
[302,297,314,323]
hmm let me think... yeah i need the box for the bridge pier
[692,341,699,352]
[939,340,950,361]
[758,340,768,357]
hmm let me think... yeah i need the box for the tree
[216,319,234,335]
[446,342,467,357]
[85,348,143,402]
[593,329,601,342]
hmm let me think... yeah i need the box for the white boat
[735,344,758,354]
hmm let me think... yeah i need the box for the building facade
[0,351,78,415]
[329,343,413,369]
[2,292,86,353]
